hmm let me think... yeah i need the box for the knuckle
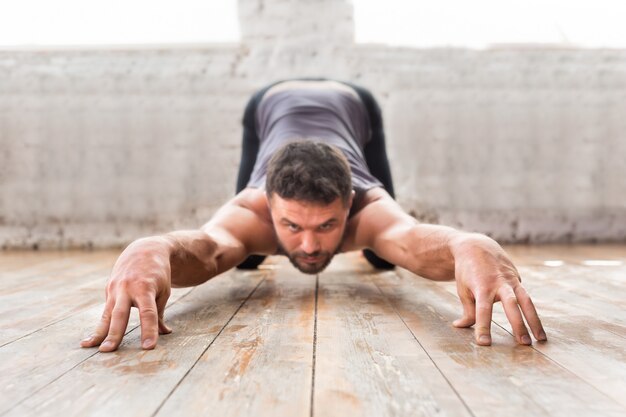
[111,308,128,320]
[475,325,491,333]
[129,279,157,295]
[515,285,529,298]
[139,307,158,319]
[476,301,492,311]
[502,294,518,305]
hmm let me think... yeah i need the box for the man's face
[268,194,353,274]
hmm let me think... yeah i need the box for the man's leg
[346,82,396,269]
[235,85,273,269]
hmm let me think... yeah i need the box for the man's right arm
[80,190,275,352]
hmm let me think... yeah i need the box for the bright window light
[0,0,239,47]
[543,260,565,267]
[353,0,626,48]
[582,260,623,266]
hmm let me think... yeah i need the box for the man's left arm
[348,192,547,346]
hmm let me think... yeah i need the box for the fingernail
[522,335,532,345]
[142,339,154,349]
[539,331,547,341]
[100,341,114,350]
[81,336,93,342]
[479,335,490,344]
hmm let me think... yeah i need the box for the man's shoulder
[349,187,391,217]
[207,188,277,255]
[341,187,397,252]
[229,188,272,223]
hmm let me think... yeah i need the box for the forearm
[402,226,502,282]
[401,224,461,281]
[378,223,482,281]
[132,230,227,288]
[165,230,227,287]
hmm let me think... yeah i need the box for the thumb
[156,289,172,335]
[453,283,476,328]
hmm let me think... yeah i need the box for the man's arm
[80,189,276,352]
[346,189,547,346]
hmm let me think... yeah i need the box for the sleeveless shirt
[246,82,383,193]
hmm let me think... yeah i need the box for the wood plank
[423,270,626,409]
[0,263,115,346]
[0,286,194,415]
[501,246,626,334]
[155,259,316,417]
[0,251,115,292]
[313,254,472,417]
[2,269,266,417]
[381,266,626,417]
[505,244,626,264]
[487,249,626,408]
[0,251,89,273]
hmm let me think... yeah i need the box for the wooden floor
[0,245,625,417]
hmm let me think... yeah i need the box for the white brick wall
[0,0,625,248]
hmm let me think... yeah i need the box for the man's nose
[301,231,321,254]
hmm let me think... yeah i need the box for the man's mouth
[300,256,321,264]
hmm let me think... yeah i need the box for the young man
[81,79,547,353]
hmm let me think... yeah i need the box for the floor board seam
[0,286,199,416]
[491,320,626,408]
[150,276,266,417]
[0,266,129,348]
[309,274,319,417]
[0,283,196,349]
[370,271,477,417]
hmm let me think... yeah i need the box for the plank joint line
[309,274,319,417]
[371,272,477,417]
[0,286,199,416]
[151,277,266,417]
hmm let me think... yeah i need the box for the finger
[474,293,494,346]
[499,287,532,345]
[514,285,547,341]
[156,287,172,335]
[80,298,114,348]
[453,289,476,328]
[99,296,132,352]
[135,295,159,350]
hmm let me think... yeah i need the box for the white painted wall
[1,0,625,248]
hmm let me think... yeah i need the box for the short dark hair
[266,141,352,206]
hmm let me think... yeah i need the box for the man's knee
[363,249,395,270]
[236,255,266,270]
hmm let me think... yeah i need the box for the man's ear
[348,190,355,209]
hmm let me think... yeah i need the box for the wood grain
[314,255,472,417]
[385,265,626,417]
[1,246,625,417]
[155,259,316,417]
[3,270,266,417]
[0,252,117,346]
[494,245,626,407]
[0,285,193,415]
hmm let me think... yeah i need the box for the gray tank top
[247,82,383,193]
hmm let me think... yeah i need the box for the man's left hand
[450,233,548,346]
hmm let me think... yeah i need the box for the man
[81,79,547,353]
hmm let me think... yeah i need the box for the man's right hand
[80,237,173,352]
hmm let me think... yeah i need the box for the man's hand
[450,233,547,346]
[80,237,173,352]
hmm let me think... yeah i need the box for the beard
[289,250,334,274]
[276,239,342,275]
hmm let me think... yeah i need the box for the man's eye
[288,224,300,232]
[319,223,333,231]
